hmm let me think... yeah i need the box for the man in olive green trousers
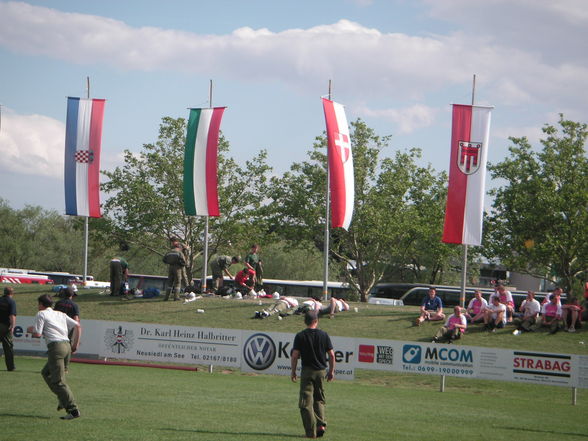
[291,311,335,439]
[28,294,82,420]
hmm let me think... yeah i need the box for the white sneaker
[512,330,521,336]
[568,327,576,333]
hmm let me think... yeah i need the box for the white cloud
[0,108,64,178]
[355,103,439,133]
[0,1,586,140]
[423,0,588,65]
[493,125,544,145]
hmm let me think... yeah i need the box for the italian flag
[322,98,354,230]
[442,104,493,246]
[183,107,226,216]
[64,97,106,218]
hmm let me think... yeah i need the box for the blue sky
[1,0,586,212]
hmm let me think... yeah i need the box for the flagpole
[322,80,332,301]
[200,79,213,294]
[82,76,90,288]
[460,74,476,307]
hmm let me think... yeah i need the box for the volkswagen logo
[243,333,276,370]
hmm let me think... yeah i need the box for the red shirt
[235,269,255,286]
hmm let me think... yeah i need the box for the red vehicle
[0,269,53,285]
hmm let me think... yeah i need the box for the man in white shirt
[483,296,507,332]
[27,294,82,420]
[513,291,541,335]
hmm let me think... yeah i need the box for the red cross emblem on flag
[74,150,94,164]
[334,132,351,163]
[457,141,481,175]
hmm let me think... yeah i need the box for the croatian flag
[183,107,226,216]
[64,97,106,218]
[322,98,354,230]
[442,104,493,246]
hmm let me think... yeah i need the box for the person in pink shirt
[465,290,488,324]
[542,287,563,305]
[540,294,563,334]
[432,306,467,343]
[491,284,515,322]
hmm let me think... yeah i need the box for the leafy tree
[101,117,272,280]
[485,116,588,296]
[0,200,96,274]
[268,120,457,301]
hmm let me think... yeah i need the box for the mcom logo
[402,345,422,364]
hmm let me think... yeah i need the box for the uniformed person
[164,238,184,301]
[109,256,129,296]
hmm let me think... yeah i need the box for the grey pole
[322,80,332,301]
[201,80,213,294]
[83,76,90,288]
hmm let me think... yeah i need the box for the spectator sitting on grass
[491,284,515,323]
[483,296,506,332]
[542,287,563,305]
[562,297,583,333]
[512,291,541,335]
[465,290,487,324]
[432,306,467,343]
[540,292,563,334]
[415,288,445,326]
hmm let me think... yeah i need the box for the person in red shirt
[234,268,255,294]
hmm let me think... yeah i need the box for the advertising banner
[98,321,242,367]
[12,317,587,389]
[353,337,588,388]
[240,330,355,380]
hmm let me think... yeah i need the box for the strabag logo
[105,326,134,354]
[403,345,422,364]
[243,333,276,370]
[513,351,571,378]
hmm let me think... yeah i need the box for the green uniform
[165,247,183,301]
[211,255,232,279]
[110,257,129,296]
[245,252,263,289]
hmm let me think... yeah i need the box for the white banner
[239,331,355,380]
[98,321,241,367]
[353,337,588,388]
[12,317,587,388]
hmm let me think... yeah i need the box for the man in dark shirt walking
[291,311,335,439]
[0,287,17,371]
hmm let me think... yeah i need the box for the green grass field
[2,284,588,440]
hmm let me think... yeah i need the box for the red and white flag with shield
[322,98,354,230]
[442,104,493,246]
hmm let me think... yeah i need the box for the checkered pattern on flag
[64,97,105,218]
[322,98,354,230]
[74,150,94,163]
[442,104,493,246]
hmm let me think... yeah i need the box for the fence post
[439,375,445,392]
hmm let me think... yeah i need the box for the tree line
[1,116,585,300]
